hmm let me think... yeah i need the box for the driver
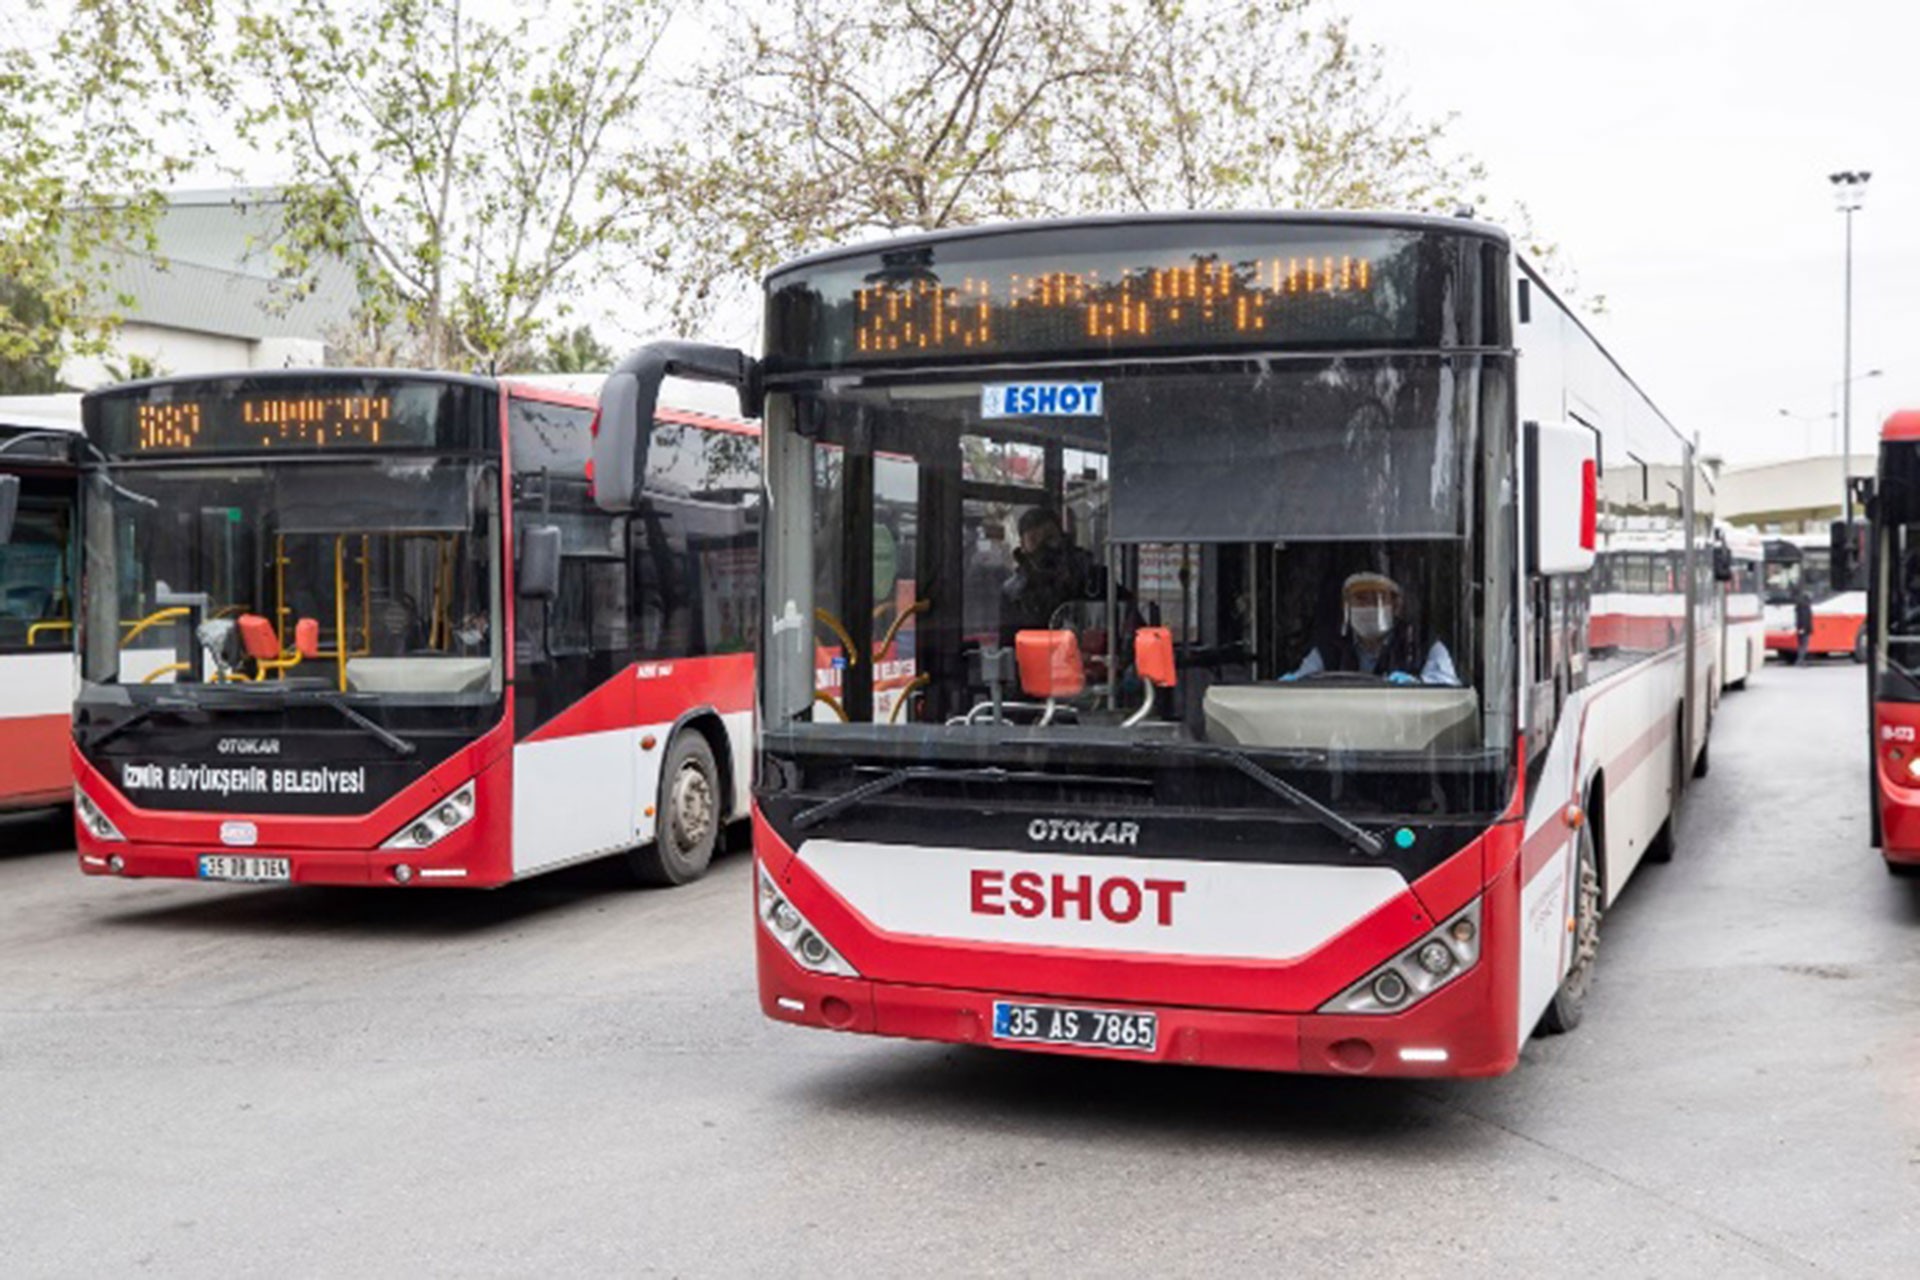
[1002,506,1095,634]
[1283,571,1458,686]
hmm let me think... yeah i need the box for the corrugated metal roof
[88,189,361,342]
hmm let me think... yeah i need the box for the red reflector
[589,409,601,438]
[1579,458,1597,551]
[584,457,595,500]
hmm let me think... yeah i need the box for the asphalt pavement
[3,660,1918,1276]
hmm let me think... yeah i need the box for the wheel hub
[670,764,714,849]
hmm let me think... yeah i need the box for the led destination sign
[765,221,1459,369]
[91,376,482,457]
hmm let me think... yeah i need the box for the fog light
[797,931,830,966]
[393,863,415,884]
[107,854,124,874]
[772,902,800,932]
[1417,940,1456,975]
[1371,970,1408,1005]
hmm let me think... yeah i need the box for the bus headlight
[758,866,859,977]
[75,787,126,842]
[1321,899,1481,1015]
[381,783,476,849]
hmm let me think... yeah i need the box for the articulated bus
[598,212,1718,1077]
[1717,523,1764,689]
[1764,527,1867,662]
[0,410,83,814]
[70,369,757,888]
[1867,410,1920,875]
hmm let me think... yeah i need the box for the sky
[1342,0,1920,464]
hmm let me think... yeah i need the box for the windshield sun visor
[1109,361,1468,544]
[274,462,479,535]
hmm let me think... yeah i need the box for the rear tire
[1537,822,1602,1036]
[1854,626,1869,664]
[627,731,721,887]
[1692,731,1711,779]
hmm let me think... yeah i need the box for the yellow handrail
[333,536,350,693]
[141,663,189,684]
[877,598,929,657]
[815,608,859,666]
[25,620,72,647]
[120,607,190,647]
[888,673,931,724]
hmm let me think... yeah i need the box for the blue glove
[1386,671,1417,686]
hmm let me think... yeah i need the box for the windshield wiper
[791,764,1143,830]
[1199,745,1385,858]
[216,685,418,757]
[85,698,196,751]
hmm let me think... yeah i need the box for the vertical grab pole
[333,535,349,693]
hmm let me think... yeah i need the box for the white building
[1716,453,1875,534]
[62,188,360,388]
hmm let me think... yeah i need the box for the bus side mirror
[592,341,760,514]
[518,525,563,600]
[0,475,18,544]
[1712,544,1733,583]
[1524,420,1597,574]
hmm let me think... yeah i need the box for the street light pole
[1831,170,1871,520]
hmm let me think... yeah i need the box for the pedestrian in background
[1795,587,1814,664]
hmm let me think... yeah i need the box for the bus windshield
[760,356,1516,819]
[80,458,501,700]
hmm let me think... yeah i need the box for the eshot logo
[980,382,1103,419]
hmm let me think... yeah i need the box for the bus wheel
[1853,627,1869,663]
[1888,860,1920,879]
[1538,823,1603,1036]
[1692,730,1711,779]
[630,731,720,886]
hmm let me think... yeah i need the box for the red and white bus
[1763,527,1867,662]
[601,213,1718,1077]
[70,369,757,888]
[1867,410,1920,874]
[1716,523,1764,689]
[0,409,83,814]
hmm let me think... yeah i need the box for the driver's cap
[1342,572,1401,600]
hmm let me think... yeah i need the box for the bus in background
[1763,527,1867,662]
[1867,410,1920,875]
[1717,523,1764,689]
[0,408,83,814]
[71,369,757,888]
[598,212,1716,1078]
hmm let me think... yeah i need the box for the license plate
[991,1001,1158,1053]
[197,854,292,883]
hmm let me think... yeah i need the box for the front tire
[627,731,721,886]
[1537,822,1602,1036]
[1854,626,1870,664]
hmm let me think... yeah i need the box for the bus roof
[1882,410,1920,443]
[763,209,1512,282]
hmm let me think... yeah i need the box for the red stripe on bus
[521,653,755,744]
[0,712,71,805]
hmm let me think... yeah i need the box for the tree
[1077,1,1485,215]
[232,0,672,371]
[518,324,616,374]
[0,1,211,377]
[637,0,1137,330]
[644,0,1506,330]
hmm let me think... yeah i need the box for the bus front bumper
[755,924,1520,1079]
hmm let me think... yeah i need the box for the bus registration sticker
[980,382,1103,419]
[992,1000,1156,1053]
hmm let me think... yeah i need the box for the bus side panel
[1516,700,1580,1043]
[0,652,73,808]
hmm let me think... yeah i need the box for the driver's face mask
[1347,598,1395,641]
